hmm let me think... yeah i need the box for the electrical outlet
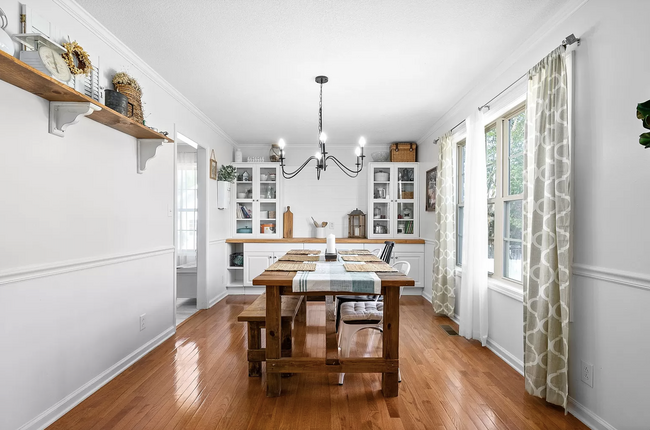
[140,314,146,331]
[329,222,334,230]
[581,360,594,387]
[167,206,173,217]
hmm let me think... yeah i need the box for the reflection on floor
[176,298,198,325]
[50,296,588,430]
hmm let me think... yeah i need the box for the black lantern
[348,208,366,238]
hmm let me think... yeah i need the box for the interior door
[244,251,272,286]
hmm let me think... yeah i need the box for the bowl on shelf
[371,151,390,162]
[269,173,276,181]
[237,192,247,199]
[260,174,268,181]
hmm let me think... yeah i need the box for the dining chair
[335,241,396,331]
[337,260,410,385]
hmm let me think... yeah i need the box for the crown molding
[53,0,238,147]
[418,0,590,145]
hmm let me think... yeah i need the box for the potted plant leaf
[637,100,650,148]
[217,165,237,209]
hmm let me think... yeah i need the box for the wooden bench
[237,293,306,377]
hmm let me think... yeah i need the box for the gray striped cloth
[293,262,380,293]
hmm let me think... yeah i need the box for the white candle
[327,234,336,254]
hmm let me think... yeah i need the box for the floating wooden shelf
[0,49,172,142]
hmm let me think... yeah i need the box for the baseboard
[486,338,524,376]
[401,287,424,296]
[568,397,617,430]
[422,290,433,303]
[19,326,175,430]
[208,290,228,308]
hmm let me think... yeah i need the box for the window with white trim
[456,104,525,285]
[177,151,198,266]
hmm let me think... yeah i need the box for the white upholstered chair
[337,260,410,385]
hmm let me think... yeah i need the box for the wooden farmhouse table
[252,257,414,398]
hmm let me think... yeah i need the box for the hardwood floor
[49,296,587,430]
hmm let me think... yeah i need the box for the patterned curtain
[432,132,456,317]
[523,46,572,409]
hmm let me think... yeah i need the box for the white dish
[260,174,268,181]
[375,172,389,181]
[237,192,247,199]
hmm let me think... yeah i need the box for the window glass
[508,112,525,195]
[486,127,497,199]
[487,203,495,273]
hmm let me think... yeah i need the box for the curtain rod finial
[562,33,580,46]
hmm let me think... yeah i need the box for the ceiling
[77,0,564,147]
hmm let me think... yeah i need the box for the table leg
[382,287,399,397]
[266,285,282,397]
[248,321,262,377]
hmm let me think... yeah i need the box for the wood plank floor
[49,296,587,430]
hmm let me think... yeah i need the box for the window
[177,152,198,265]
[456,105,525,284]
[488,106,525,282]
[456,141,465,265]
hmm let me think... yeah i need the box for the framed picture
[210,150,218,180]
[425,167,437,212]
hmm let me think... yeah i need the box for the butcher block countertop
[225,238,425,244]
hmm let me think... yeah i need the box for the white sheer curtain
[177,151,198,266]
[459,109,488,345]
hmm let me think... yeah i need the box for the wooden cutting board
[283,206,293,238]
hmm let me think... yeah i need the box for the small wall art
[425,167,437,212]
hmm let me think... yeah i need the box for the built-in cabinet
[231,163,282,239]
[368,163,419,239]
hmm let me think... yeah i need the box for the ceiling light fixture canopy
[278,75,366,180]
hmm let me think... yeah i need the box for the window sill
[454,267,524,302]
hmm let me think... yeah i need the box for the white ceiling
[77,0,564,147]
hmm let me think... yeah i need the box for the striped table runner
[292,262,380,294]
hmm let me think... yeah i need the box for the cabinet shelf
[0,50,172,142]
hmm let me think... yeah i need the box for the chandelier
[278,76,366,180]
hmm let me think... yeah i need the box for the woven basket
[114,83,144,124]
[401,191,414,199]
[390,142,417,162]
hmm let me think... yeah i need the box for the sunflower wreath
[62,41,92,75]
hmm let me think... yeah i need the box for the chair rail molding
[572,263,650,292]
[0,246,174,286]
[52,0,237,147]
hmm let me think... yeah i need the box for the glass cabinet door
[371,165,391,237]
[258,166,278,236]
[234,166,254,236]
[395,166,416,236]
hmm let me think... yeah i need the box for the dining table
[252,250,414,398]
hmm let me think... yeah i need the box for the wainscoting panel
[0,249,175,430]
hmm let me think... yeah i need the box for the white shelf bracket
[137,139,166,173]
[49,102,101,137]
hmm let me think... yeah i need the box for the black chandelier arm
[280,156,319,179]
[326,155,365,178]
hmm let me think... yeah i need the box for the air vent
[440,324,458,336]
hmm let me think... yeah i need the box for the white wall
[0,1,234,429]
[418,1,650,428]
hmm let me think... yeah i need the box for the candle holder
[325,250,337,261]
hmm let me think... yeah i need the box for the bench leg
[296,297,307,323]
[266,286,282,397]
[248,322,262,377]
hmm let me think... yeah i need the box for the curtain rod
[433,34,580,144]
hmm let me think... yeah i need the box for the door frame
[174,131,209,324]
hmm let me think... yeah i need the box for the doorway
[175,132,209,326]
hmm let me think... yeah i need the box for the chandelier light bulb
[315,151,322,159]
[355,147,361,157]
[278,138,285,149]
[319,131,327,143]
[359,136,366,147]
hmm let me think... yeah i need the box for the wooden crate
[390,142,417,162]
